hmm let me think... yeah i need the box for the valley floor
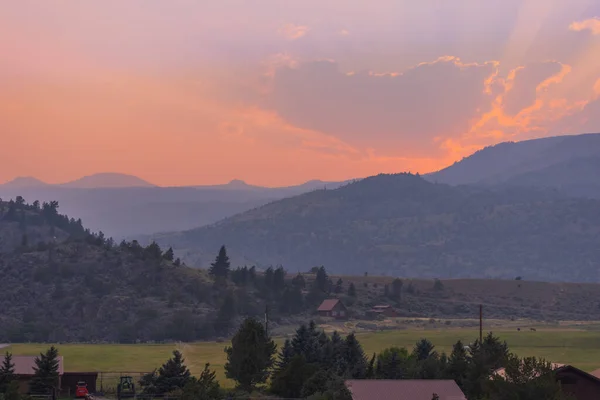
[6,319,600,388]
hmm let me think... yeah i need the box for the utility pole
[479,304,483,342]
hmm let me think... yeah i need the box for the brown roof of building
[4,356,65,376]
[345,379,467,400]
[317,299,342,311]
[591,368,600,378]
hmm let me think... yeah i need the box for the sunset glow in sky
[2,0,600,186]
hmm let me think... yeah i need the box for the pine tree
[314,266,329,292]
[3,381,20,400]
[214,291,237,334]
[275,339,295,369]
[391,278,403,300]
[347,283,357,297]
[335,278,343,293]
[29,346,60,394]
[0,352,16,393]
[375,347,409,379]
[224,318,277,391]
[413,339,436,361]
[446,340,469,389]
[270,355,318,398]
[292,273,306,289]
[163,247,175,261]
[181,364,220,400]
[273,267,286,291]
[209,246,231,279]
[155,350,191,394]
[344,333,367,378]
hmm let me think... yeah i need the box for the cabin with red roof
[317,299,348,319]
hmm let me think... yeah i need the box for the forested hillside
[0,198,314,342]
[155,173,600,282]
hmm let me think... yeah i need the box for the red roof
[345,379,467,400]
[591,368,600,378]
[317,299,342,311]
[4,356,65,376]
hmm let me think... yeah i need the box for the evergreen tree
[144,242,163,260]
[0,352,16,393]
[273,267,286,291]
[375,347,409,379]
[413,339,436,361]
[270,355,318,398]
[334,278,343,294]
[486,355,568,400]
[292,273,306,289]
[347,283,357,297]
[446,340,469,390]
[264,267,275,289]
[224,318,277,391]
[214,291,237,334]
[3,381,20,400]
[29,346,60,394]
[163,247,175,261]
[181,364,221,400]
[209,246,231,279]
[391,278,403,300]
[280,286,304,314]
[275,339,295,369]
[465,332,510,399]
[155,350,191,394]
[344,333,367,378]
[314,267,329,293]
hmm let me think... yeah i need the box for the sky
[1,0,600,186]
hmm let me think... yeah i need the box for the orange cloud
[279,23,310,40]
[569,18,600,35]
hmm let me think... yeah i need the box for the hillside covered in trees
[155,173,600,282]
[0,198,322,342]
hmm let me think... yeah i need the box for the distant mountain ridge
[426,132,600,191]
[1,173,155,189]
[0,174,349,238]
[153,173,600,282]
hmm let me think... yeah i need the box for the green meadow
[6,327,600,388]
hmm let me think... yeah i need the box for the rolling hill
[0,198,285,342]
[427,132,600,192]
[7,198,600,344]
[153,173,600,282]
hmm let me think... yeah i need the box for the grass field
[6,325,600,388]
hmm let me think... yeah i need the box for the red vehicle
[75,381,89,398]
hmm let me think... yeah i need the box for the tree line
[1,347,61,400]
[0,320,572,400]
[137,318,569,400]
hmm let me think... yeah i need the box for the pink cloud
[569,18,600,35]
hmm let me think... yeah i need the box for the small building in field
[317,299,348,319]
[345,379,467,400]
[8,355,64,395]
[369,305,399,318]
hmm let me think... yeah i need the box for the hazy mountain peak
[227,179,249,187]
[1,176,48,187]
[60,173,156,188]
